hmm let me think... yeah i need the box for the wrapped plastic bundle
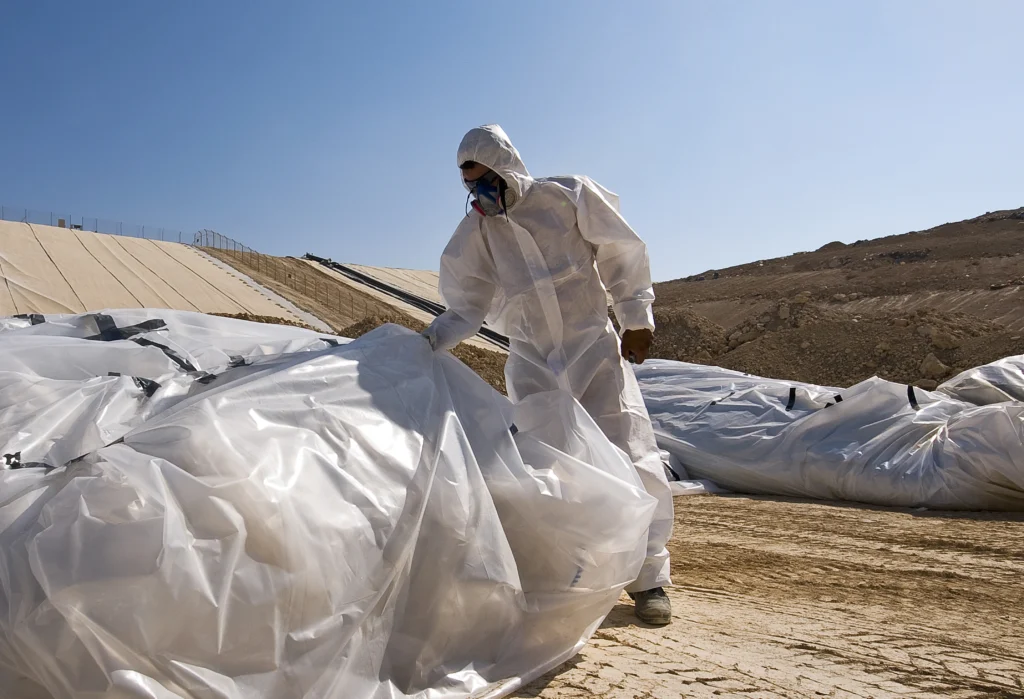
[634,358,1024,510]
[0,310,656,699]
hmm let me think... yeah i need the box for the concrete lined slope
[0,221,85,314]
[345,262,615,312]
[300,259,502,352]
[34,224,141,310]
[301,259,439,327]
[202,249,390,330]
[77,231,199,310]
[344,264,444,305]
[0,221,304,322]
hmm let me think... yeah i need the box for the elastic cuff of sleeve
[614,300,655,336]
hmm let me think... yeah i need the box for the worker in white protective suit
[422,124,674,625]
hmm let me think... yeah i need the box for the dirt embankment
[650,208,1024,386]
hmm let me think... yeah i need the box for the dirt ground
[517,495,1024,699]
[651,207,1024,387]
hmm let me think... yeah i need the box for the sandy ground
[516,495,1024,698]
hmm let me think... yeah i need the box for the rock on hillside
[650,308,727,365]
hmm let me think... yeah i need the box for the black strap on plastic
[834,394,843,403]
[14,313,46,325]
[108,372,159,399]
[908,385,920,410]
[786,387,797,410]
[107,372,160,397]
[193,372,218,385]
[92,313,120,341]
[131,337,198,372]
[85,314,167,341]
[132,376,161,397]
[509,423,519,436]
[2,452,50,470]
[321,338,340,347]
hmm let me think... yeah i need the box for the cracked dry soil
[517,495,1024,699]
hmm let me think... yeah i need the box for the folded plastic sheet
[938,355,1024,405]
[633,358,1024,510]
[0,310,656,699]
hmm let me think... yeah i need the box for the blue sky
[2,1,1022,282]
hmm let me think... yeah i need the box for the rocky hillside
[650,208,1024,387]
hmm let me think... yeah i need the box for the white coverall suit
[424,125,673,593]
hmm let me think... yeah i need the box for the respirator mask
[464,169,516,217]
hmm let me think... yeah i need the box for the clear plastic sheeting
[0,310,656,699]
[938,355,1024,405]
[634,358,1024,511]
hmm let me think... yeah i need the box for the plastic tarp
[0,309,656,699]
[634,358,1024,511]
[938,355,1024,405]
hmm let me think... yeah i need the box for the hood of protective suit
[458,125,533,203]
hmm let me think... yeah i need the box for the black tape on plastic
[786,387,797,410]
[86,314,167,341]
[132,337,198,372]
[14,313,45,325]
[908,385,920,410]
[132,376,161,397]
[2,452,50,470]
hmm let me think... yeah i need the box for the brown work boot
[629,587,672,626]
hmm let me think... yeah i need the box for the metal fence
[0,205,186,242]
[194,229,375,320]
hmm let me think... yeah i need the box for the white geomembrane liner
[634,358,1024,511]
[0,220,308,323]
[0,309,656,699]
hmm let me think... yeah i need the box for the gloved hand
[620,328,653,364]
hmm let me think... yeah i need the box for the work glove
[620,328,653,364]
